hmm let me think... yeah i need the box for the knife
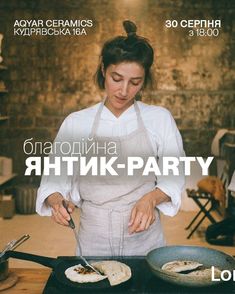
[62,200,103,275]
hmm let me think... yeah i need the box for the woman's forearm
[45,192,63,208]
[45,192,75,226]
[148,188,171,206]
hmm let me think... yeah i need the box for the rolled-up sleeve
[36,115,81,216]
[155,110,185,216]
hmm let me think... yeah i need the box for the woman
[36,20,185,256]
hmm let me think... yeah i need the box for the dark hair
[95,20,154,89]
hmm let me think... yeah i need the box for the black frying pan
[146,245,235,287]
[2,251,131,291]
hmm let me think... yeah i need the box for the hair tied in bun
[95,19,154,89]
[123,20,137,37]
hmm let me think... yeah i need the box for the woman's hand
[45,192,75,226]
[128,188,171,234]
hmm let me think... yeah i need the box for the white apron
[77,100,166,256]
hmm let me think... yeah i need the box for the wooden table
[1,268,51,293]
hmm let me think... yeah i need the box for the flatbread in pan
[188,267,221,278]
[65,264,107,283]
[161,260,203,273]
[65,260,132,286]
[92,260,132,286]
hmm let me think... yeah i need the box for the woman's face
[103,62,145,117]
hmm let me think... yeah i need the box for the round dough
[161,260,203,273]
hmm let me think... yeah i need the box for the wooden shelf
[0,65,7,70]
[0,89,8,93]
[0,116,9,121]
[0,174,17,185]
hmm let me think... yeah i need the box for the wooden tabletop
[0,268,51,294]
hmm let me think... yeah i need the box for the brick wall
[0,0,234,184]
